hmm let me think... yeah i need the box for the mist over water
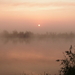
[0,0,75,74]
[0,32,75,75]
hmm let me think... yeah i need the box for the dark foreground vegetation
[56,45,75,75]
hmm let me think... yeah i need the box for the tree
[2,30,9,38]
[18,32,24,38]
[24,31,34,38]
[12,30,18,38]
[56,45,75,75]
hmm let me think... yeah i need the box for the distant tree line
[0,30,34,38]
[0,30,75,39]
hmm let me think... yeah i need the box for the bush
[56,45,75,75]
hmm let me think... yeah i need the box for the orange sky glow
[0,1,75,75]
[0,0,75,33]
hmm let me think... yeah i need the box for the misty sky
[0,0,75,33]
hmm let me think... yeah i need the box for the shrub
[56,45,75,75]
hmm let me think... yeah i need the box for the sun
[38,24,40,27]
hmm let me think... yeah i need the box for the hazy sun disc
[38,24,40,27]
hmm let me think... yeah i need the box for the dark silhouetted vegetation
[0,30,75,39]
[0,30,34,38]
[56,45,75,75]
[0,30,75,44]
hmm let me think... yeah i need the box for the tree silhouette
[2,30,9,38]
[12,30,18,38]
[56,45,75,75]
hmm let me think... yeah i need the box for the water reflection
[0,38,75,75]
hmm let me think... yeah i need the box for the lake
[0,37,75,75]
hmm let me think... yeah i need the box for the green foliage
[56,45,75,75]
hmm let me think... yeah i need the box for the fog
[0,0,75,74]
[0,20,75,33]
[0,3,75,33]
[0,32,75,75]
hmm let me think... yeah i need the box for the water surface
[0,38,75,75]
